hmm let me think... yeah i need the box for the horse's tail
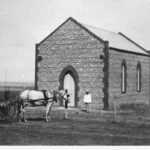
[16,94,23,115]
[16,93,24,121]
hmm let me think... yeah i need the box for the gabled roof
[38,17,149,56]
[82,24,148,55]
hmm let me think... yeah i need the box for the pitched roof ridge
[81,21,148,55]
[118,32,147,52]
[81,23,118,34]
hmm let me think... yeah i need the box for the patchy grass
[118,103,150,118]
[0,106,150,145]
[119,103,149,112]
[109,103,150,125]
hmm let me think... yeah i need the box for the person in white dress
[83,90,91,112]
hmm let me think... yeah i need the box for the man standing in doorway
[63,89,70,119]
[83,90,92,113]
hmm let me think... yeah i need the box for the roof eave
[118,32,148,53]
[109,47,150,57]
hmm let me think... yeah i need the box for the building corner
[34,44,39,90]
[102,41,109,110]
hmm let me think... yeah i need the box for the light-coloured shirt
[83,94,91,103]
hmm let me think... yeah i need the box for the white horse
[17,89,58,122]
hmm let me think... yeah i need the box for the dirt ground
[0,106,150,145]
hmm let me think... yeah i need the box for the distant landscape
[0,81,34,100]
[0,81,34,91]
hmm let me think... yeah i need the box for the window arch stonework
[137,62,141,92]
[121,59,127,93]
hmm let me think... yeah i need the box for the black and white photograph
[0,0,150,146]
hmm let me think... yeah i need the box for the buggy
[0,98,19,122]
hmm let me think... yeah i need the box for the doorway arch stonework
[59,65,79,107]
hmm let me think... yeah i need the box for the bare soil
[0,106,150,145]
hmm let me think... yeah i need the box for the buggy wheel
[7,103,16,122]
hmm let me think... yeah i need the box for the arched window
[121,59,127,93]
[137,62,141,92]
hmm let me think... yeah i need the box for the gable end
[38,17,106,45]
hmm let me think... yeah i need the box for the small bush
[4,90,10,100]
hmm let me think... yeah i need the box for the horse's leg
[46,102,54,122]
[64,108,68,119]
[46,103,51,122]
[16,102,22,122]
[22,106,27,122]
[48,102,54,121]
[45,104,50,122]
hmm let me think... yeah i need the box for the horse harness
[25,90,54,105]
[41,90,48,100]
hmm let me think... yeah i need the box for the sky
[0,0,150,83]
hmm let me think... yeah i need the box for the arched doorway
[59,65,79,107]
[64,73,75,106]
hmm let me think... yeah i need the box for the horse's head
[43,90,58,102]
[46,89,66,103]
[48,90,62,102]
[53,90,66,102]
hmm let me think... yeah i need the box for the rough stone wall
[108,49,150,108]
[36,19,105,109]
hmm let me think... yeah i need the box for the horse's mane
[41,89,47,100]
